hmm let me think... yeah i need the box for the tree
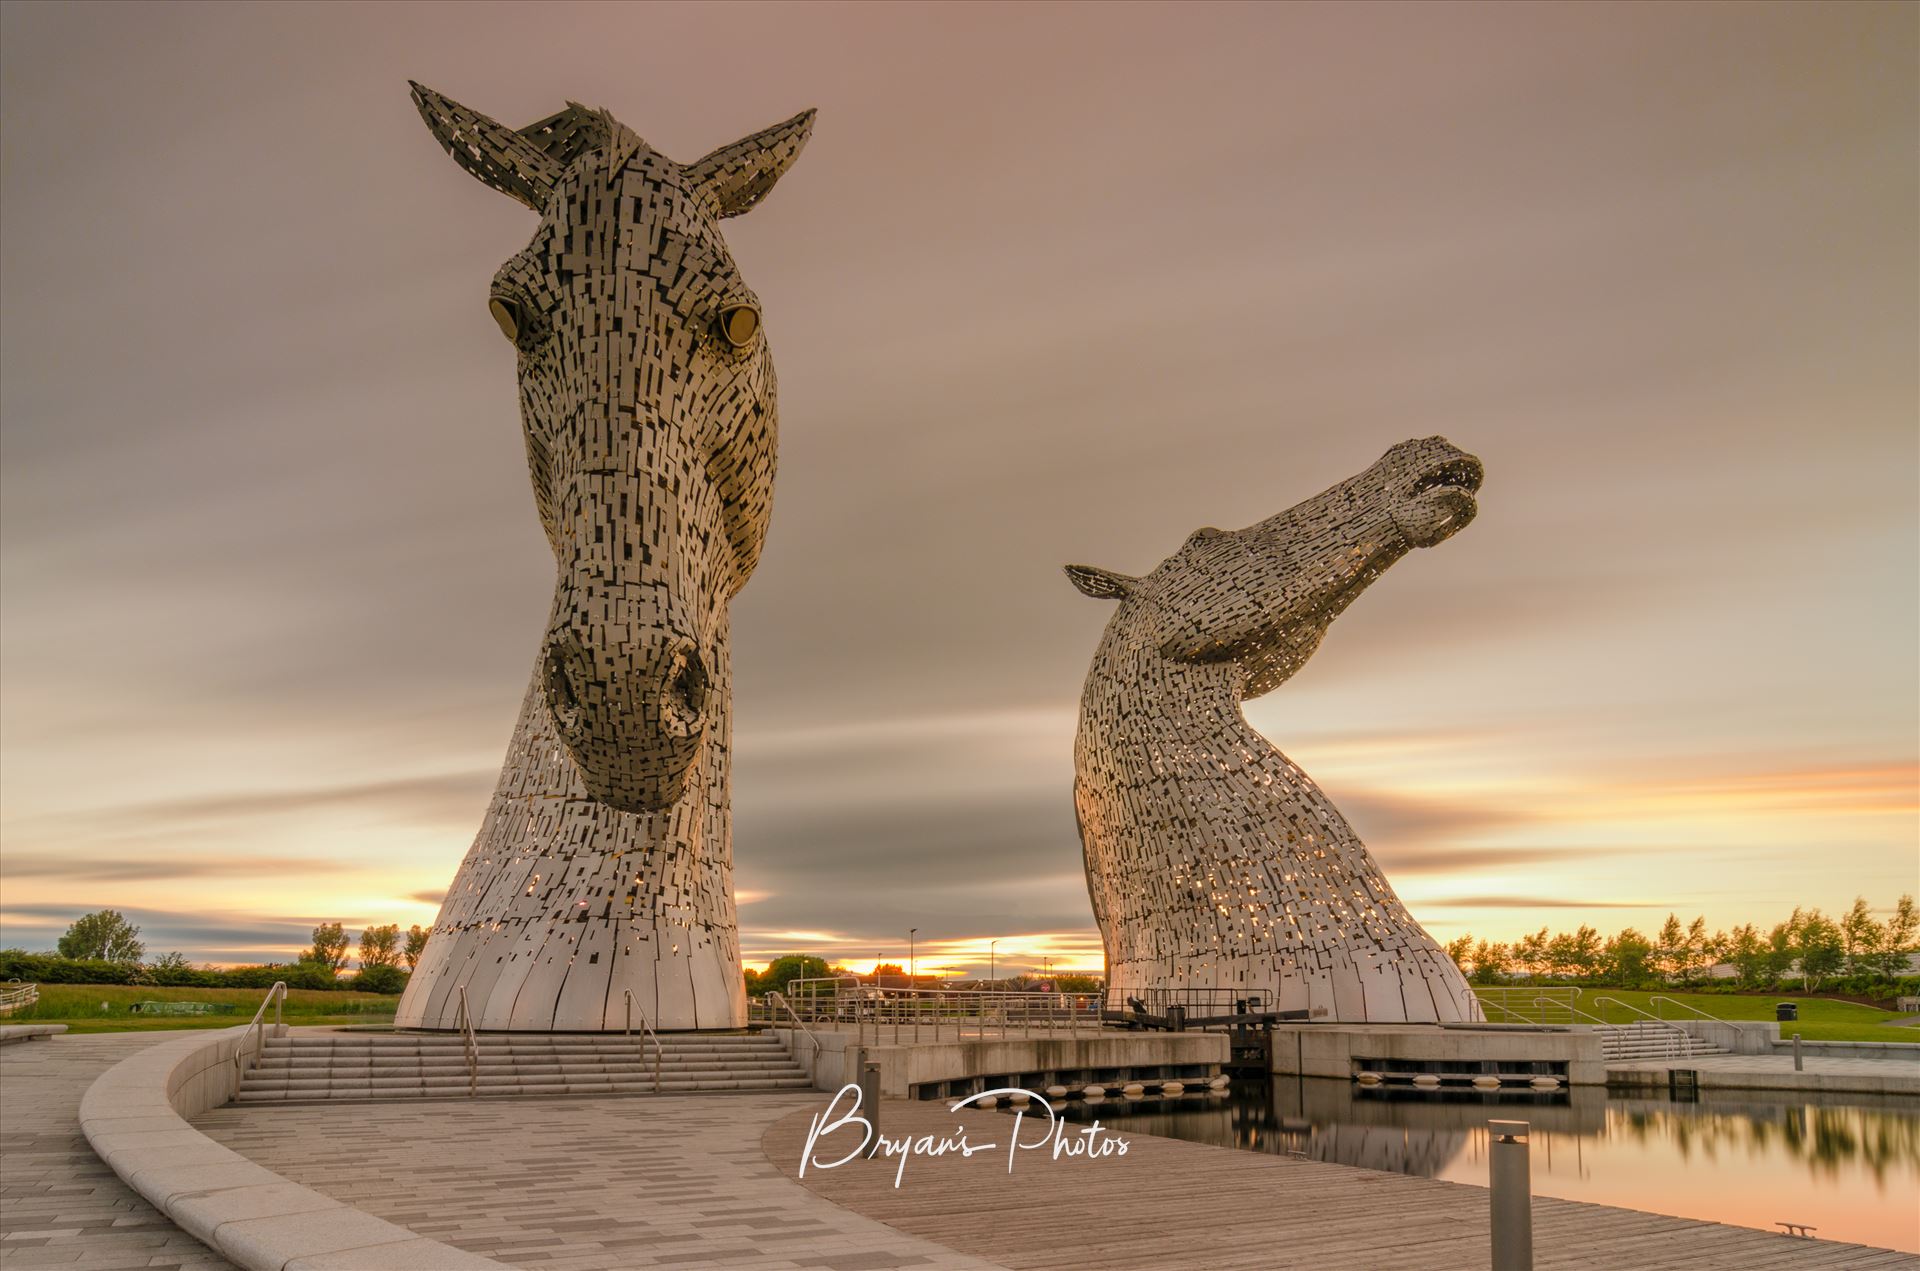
[57,910,145,963]
[1876,895,1918,980]
[1512,928,1549,979]
[304,922,349,973]
[1676,916,1710,985]
[1602,929,1655,987]
[1728,924,1769,987]
[404,925,430,971]
[150,951,192,971]
[1766,917,1798,982]
[1654,914,1687,982]
[754,954,833,998]
[1840,897,1883,977]
[358,924,401,970]
[1469,940,1511,984]
[1443,934,1475,976]
[1794,909,1845,990]
[1054,974,1103,994]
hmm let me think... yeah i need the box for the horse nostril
[544,646,583,731]
[662,645,709,737]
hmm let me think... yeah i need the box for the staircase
[235,1030,813,1104]
[1600,1020,1727,1062]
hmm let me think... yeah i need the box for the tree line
[5,911,438,995]
[1443,895,1918,994]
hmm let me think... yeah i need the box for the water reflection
[1040,1078,1920,1252]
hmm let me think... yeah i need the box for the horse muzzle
[541,609,710,813]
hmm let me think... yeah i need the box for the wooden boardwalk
[763,1099,1920,1271]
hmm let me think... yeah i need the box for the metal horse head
[1066,437,1483,698]
[411,85,812,812]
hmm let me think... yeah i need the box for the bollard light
[859,1059,882,1159]
[1792,1032,1803,1072]
[1489,1119,1533,1271]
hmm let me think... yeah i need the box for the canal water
[1039,1077,1920,1253]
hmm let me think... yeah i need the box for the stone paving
[0,1032,233,1270]
[194,1094,1002,1271]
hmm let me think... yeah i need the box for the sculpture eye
[488,296,523,343]
[718,304,759,349]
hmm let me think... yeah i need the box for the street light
[989,939,999,988]
[908,928,918,987]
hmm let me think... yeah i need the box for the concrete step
[233,1076,815,1103]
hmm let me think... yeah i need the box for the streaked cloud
[0,3,1911,969]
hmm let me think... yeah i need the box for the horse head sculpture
[412,83,810,812]
[1066,438,1485,1023]
[396,86,812,1032]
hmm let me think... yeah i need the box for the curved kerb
[79,1025,504,1270]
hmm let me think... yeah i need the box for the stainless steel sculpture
[395,85,813,1031]
[1068,438,1484,1023]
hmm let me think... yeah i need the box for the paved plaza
[6,1031,1917,1271]
[0,1033,234,1270]
[193,1089,998,1270]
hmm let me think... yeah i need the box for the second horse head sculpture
[1068,437,1485,1023]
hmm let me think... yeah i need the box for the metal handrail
[1535,996,1611,1027]
[454,985,479,1096]
[1593,996,1691,1057]
[0,981,38,1016]
[1649,995,1725,1024]
[233,981,287,1077]
[767,990,823,1082]
[623,989,662,1093]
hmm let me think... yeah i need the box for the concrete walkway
[762,1098,1920,1271]
[194,1094,1002,1271]
[1,1032,234,1270]
[1608,1052,1920,1095]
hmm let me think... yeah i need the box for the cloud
[1426,895,1654,909]
[0,902,382,962]
[408,889,446,905]
[20,771,496,835]
[1,853,353,883]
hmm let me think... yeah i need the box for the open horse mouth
[1391,446,1484,548]
[1409,456,1485,497]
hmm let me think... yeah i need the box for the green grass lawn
[1481,986,1915,1044]
[7,982,398,1033]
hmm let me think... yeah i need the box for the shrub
[351,964,408,995]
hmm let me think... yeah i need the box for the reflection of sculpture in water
[394,85,814,1031]
[1069,438,1484,1022]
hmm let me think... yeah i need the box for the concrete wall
[1271,1023,1607,1087]
[1674,1019,1778,1054]
[773,1029,1227,1098]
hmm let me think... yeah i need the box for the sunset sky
[1,2,1914,975]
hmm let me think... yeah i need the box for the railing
[783,979,1102,1045]
[1593,996,1691,1057]
[767,990,823,1082]
[454,985,479,1096]
[622,989,662,1093]
[1649,995,1724,1024]
[1470,986,1583,1024]
[0,981,38,1016]
[232,981,287,1077]
[1106,986,1274,1014]
[1535,996,1610,1027]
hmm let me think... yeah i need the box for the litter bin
[1776,1002,1799,1022]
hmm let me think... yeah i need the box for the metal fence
[774,977,1105,1044]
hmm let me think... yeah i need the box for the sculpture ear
[683,109,816,218]
[409,82,564,212]
[1065,564,1137,601]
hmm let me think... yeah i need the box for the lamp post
[908,929,917,987]
[989,939,999,989]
